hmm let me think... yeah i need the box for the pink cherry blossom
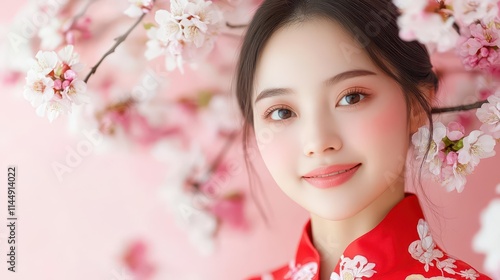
[459,23,500,70]
[38,17,92,50]
[446,151,459,165]
[469,23,500,47]
[1,71,22,85]
[460,38,483,56]
[154,141,219,255]
[446,121,465,141]
[210,192,248,230]
[122,240,156,280]
[64,69,76,80]
[23,45,88,122]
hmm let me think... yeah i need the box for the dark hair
[234,0,438,223]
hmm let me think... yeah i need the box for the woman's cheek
[352,97,409,178]
[354,95,408,145]
[258,130,296,173]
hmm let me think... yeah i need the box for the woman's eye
[337,92,366,106]
[268,108,294,120]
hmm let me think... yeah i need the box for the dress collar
[293,192,424,276]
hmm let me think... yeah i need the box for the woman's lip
[302,163,362,178]
[302,164,361,189]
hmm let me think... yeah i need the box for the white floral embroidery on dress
[408,219,480,279]
[408,219,445,272]
[284,260,318,280]
[405,274,454,280]
[457,268,481,280]
[329,255,377,280]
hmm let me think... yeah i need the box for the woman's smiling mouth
[302,163,362,188]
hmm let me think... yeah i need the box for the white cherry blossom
[392,0,428,11]
[412,122,447,176]
[476,93,500,139]
[452,0,500,25]
[412,121,496,192]
[124,0,154,18]
[62,78,88,105]
[38,18,64,50]
[473,198,500,278]
[30,50,58,74]
[439,164,469,193]
[457,130,496,167]
[154,140,218,255]
[57,45,83,71]
[35,98,72,123]
[23,70,55,107]
[147,0,223,73]
[394,0,460,52]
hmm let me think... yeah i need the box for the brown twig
[226,22,248,29]
[192,130,239,191]
[83,6,151,83]
[207,131,238,175]
[431,99,489,114]
[69,0,97,28]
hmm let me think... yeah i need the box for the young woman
[235,0,493,279]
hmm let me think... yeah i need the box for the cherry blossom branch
[431,99,488,114]
[83,7,151,83]
[193,131,238,190]
[69,0,98,28]
[207,131,238,175]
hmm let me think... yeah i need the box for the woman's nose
[302,118,342,157]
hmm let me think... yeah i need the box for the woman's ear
[409,86,435,135]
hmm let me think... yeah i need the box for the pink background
[0,1,499,279]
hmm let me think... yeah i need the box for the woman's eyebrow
[254,69,376,104]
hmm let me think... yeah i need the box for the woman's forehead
[253,18,380,97]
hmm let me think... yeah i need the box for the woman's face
[252,18,414,220]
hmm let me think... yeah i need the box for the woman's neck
[310,186,405,280]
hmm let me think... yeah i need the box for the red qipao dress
[246,193,492,280]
